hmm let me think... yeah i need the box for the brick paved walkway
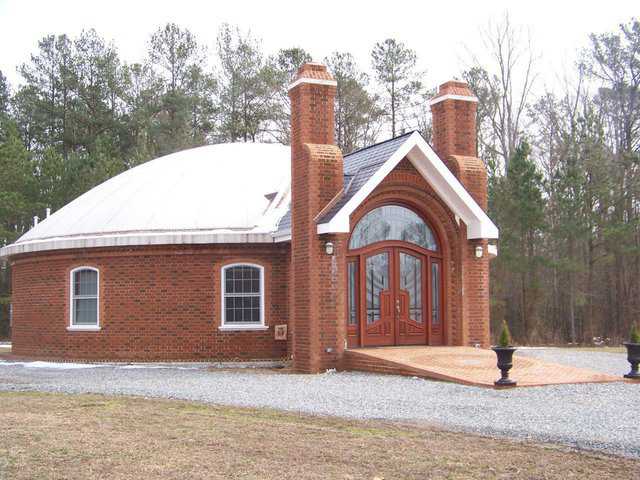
[343,346,623,387]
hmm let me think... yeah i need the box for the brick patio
[342,346,623,388]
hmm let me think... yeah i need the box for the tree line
[1,18,639,344]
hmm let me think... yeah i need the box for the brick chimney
[288,63,346,373]
[431,80,490,349]
[429,80,478,159]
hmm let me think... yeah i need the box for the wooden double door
[347,245,443,347]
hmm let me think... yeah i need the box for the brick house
[0,63,498,373]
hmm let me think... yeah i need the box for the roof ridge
[344,131,418,158]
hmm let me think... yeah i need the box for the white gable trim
[316,132,499,240]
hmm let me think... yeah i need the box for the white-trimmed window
[220,263,267,330]
[69,267,100,330]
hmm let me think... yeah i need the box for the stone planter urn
[491,346,517,387]
[623,342,640,379]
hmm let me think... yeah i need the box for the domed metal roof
[2,143,291,256]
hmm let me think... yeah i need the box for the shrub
[630,323,640,344]
[498,321,512,347]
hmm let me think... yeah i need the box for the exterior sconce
[325,241,335,255]
[475,245,484,258]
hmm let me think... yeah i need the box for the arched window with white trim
[70,267,99,329]
[220,263,266,330]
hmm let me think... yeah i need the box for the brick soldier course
[2,62,499,373]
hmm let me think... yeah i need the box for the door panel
[353,246,440,347]
[362,251,394,346]
[346,259,359,348]
[396,250,427,345]
[430,258,443,345]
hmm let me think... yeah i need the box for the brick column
[430,81,491,347]
[430,80,478,161]
[289,63,346,372]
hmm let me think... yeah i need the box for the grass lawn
[0,392,637,479]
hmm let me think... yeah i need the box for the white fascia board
[288,78,337,91]
[272,228,291,243]
[316,132,499,240]
[428,94,479,106]
[0,230,277,258]
[409,135,498,239]
[316,134,421,235]
[273,234,291,243]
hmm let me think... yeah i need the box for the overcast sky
[0,0,637,91]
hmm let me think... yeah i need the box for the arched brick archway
[347,158,464,347]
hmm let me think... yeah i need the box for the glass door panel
[396,250,427,345]
[429,258,443,345]
[399,252,423,324]
[361,251,394,346]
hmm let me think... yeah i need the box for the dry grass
[0,392,637,479]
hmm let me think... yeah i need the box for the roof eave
[0,230,279,258]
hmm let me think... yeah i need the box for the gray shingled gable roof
[275,131,416,236]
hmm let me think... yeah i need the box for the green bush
[498,321,512,347]
[630,323,640,344]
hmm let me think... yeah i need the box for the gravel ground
[0,349,637,458]
[516,347,629,375]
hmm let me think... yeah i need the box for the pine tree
[370,39,421,137]
[325,52,383,152]
[490,140,546,342]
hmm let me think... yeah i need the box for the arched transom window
[349,205,438,251]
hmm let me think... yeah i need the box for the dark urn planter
[491,346,517,387]
[623,342,640,379]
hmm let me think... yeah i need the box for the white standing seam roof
[1,143,291,257]
[0,135,498,258]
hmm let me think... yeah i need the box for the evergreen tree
[325,52,383,152]
[370,38,421,137]
[216,24,280,142]
[148,23,215,154]
[0,118,38,246]
[490,140,546,341]
[270,47,312,144]
[0,71,9,116]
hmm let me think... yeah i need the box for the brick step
[342,352,426,378]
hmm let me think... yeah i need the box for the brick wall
[10,244,290,361]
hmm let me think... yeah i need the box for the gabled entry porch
[341,346,622,388]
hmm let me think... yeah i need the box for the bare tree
[467,13,537,171]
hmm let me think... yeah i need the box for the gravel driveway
[0,348,637,458]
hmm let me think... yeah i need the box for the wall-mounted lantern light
[475,245,484,258]
[325,241,335,255]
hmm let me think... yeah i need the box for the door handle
[395,298,401,314]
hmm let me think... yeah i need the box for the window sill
[218,324,269,332]
[67,326,101,332]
